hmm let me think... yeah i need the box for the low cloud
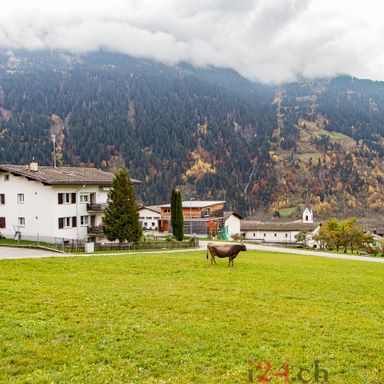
[1,0,384,83]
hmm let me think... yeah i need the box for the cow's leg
[212,254,217,265]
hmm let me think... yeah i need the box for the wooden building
[158,200,225,236]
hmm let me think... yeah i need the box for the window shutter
[72,216,77,228]
[0,194,4,205]
[71,193,76,204]
[0,217,5,228]
[58,218,64,229]
[58,193,63,205]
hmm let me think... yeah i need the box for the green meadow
[0,251,383,383]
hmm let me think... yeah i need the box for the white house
[138,206,161,231]
[224,212,243,239]
[241,204,319,244]
[0,162,140,243]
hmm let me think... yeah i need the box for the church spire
[303,194,314,223]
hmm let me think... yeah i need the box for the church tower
[302,196,314,223]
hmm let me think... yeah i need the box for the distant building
[158,200,225,236]
[224,212,243,239]
[241,204,319,244]
[0,162,140,243]
[138,206,161,231]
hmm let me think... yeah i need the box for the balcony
[87,203,107,213]
[87,225,104,235]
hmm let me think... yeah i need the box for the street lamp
[189,197,195,238]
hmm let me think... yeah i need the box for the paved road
[1,242,384,264]
[200,241,384,264]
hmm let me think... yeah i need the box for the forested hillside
[2,51,384,220]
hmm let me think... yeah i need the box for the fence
[0,233,199,253]
[53,239,199,253]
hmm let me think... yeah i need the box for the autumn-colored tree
[207,220,218,238]
[314,218,342,251]
[295,230,310,247]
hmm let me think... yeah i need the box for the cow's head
[240,243,247,251]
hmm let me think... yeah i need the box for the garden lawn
[0,251,383,383]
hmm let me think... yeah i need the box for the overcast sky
[1,0,383,83]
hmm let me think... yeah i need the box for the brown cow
[206,242,247,266]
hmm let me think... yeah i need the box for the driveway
[0,246,69,260]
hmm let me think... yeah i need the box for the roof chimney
[29,161,38,172]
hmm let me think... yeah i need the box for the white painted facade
[0,172,109,242]
[243,229,301,243]
[224,214,241,238]
[303,206,314,223]
[242,206,319,244]
[138,207,161,230]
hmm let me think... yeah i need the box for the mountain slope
[1,51,384,220]
[0,51,276,213]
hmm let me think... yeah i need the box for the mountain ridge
[1,51,384,222]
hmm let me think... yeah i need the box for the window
[17,193,24,203]
[151,222,155,227]
[58,193,76,204]
[4,175,9,181]
[80,215,89,226]
[0,194,4,205]
[164,208,171,213]
[253,233,255,237]
[0,217,5,228]
[146,217,152,220]
[80,194,89,203]
[18,217,25,226]
[305,215,308,221]
[58,216,77,229]
[285,233,288,237]
[264,233,266,237]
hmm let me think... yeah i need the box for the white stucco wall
[0,172,109,242]
[138,208,161,230]
[224,215,241,238]
[244,230,300,243]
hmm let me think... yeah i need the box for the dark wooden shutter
[58,193,63,205]
[0,194,4,205]
[72,216,77,228]
[0,217,5,228]
[71,193,76,204]
[58,217,64,229]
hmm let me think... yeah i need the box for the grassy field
[0,251,383,383]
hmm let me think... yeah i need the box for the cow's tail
[206,250,209,260]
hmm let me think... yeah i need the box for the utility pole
[189,197,195,238]
[51,133,57,168]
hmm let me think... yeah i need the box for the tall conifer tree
[104,168,142,242]
[171,188,184,240]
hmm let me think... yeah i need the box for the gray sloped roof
[224,211,244,220]
[0,164,141,186]
[138,205,162,214]
[159,200,225,208]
